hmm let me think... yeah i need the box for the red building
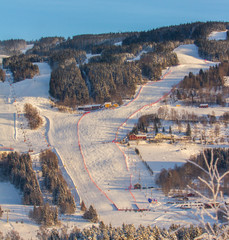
[199,104,208,108]
[129,134,147,141]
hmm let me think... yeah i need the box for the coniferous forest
[0,152,43,205]
[171,61,229,106]
[2,21,228,106]
[40,150,76,214]
[156,148,229,195]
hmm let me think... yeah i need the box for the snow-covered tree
[188,149,229,239]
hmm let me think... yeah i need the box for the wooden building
[129,134,147,141]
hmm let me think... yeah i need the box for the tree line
[34,223,208,240]
[0,152,43,205]
[156,148,229,195]
[196,39,229,61]
[172,61,229,106]
[40,149,76,214]
[59,32,135,52]
[27,37,65,56]
[3,54,40,82]
[0,39,26,55]
[123,22,227,45]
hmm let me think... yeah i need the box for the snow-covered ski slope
[70,44,217,220]
[208,30,227,40]
[0,41,222,230]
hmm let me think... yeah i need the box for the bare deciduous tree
[187,149,229,239]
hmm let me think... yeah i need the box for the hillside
[0,27,228,239]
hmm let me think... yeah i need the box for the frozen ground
[0,37,228,238]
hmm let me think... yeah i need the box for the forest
[48,41,178,104]
[196,39,229,61]
[39,150,76,214]
[3,54,40,82]
[156,148,229,195]
[2,21,228,106]
[171,61,229,106]
[26,37,65,56]
[122,22,227,45]
[46,21,228,105]
[0,152,43,205]
[59,32,136,51]
[50,63,90,106]
[49,48,87,68]
[20,222,220,240]
[0,39,26,55]
[81,62,142,103]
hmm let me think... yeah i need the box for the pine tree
[169,126,172,134]
[80,201,87,211]
[186,123,191,137]
[154,122,158,134]
[83,205,99,223]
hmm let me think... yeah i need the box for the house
[154,133,173,140]
[112,103,119,108]
[129,134,147,141]
[78,104,102,111]
[199,104,208,108]
[134,183,142,189]
[104,102,112,108]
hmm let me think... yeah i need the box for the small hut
[134,183,142,190]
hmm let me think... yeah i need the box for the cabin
[154,133,173,140]
[112,103,119,108]
[104,102,112,108]
[199,104,208,108]
[129,134,147,141]
[78,104,102,111]
[134,183,142,189]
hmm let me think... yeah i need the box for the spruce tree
[186,123,191,137]
[83,205,99,223]
[169,126,172,134]
[80,201,87,211]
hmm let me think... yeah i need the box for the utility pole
[5,209,10,223]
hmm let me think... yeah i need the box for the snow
[127,50,147,62]
[0,181,38,239]
[114,41,122,46]
[0,31,228,238]
[136,143,200,175]
[0,55,9,65]
[20,44,34,54]
[84,53,101,64]
[208,31,228,40]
